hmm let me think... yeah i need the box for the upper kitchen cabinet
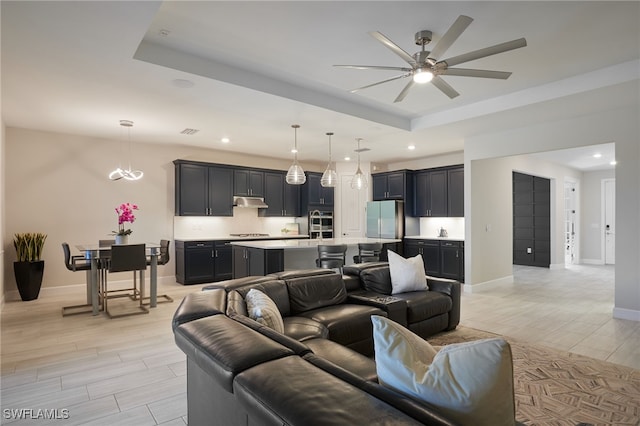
[372,171,412,200]
[447,166,464,217]
[414,165,464,217]
[300,172,334,214]
[261,171,300,217]
[234,169,264,197]
[414,169,447,217]
[174,160,234,216]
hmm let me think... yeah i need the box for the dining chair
[140,239,173,305]
[353,242,383,264]
[103,244,149,318]
[316,244,347,274]
[61,242,95,316]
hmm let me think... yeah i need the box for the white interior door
[340,175,364,237]
[604,179,615,264]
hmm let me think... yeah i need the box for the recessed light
[408,144,416,150]
[610,160,617,166]
[221,137,230,143]
[344,156,351,161]
[593,153,602,158]
[291,148,298,154]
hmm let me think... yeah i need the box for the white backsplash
[417,217,465,240]
[174,208,301,240]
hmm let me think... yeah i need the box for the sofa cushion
[388,250,427,294]
[298,304,385,350]
[392,291,452,324]
[360,266,393,295]
[303,338,378,382]
[286,273,347,314]
[283,316,329,341]
[234,280,291,316]
[269,269,335,280]
[246,289,285,333]
[372,316,516,426]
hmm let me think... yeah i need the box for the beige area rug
[427,327,640,426]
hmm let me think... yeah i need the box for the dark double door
[513,172,550,267]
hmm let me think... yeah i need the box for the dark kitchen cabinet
[174,161,233,216]
[403,239,440,276]
[234,169,264,197]
[262,172,300,217]
[232,246,284,278]
[447,166,464,217]
[414,169,447,217]
[301,172,334,214]
[372,171,412,201]
[440,240,464,281]
[175,240,233,284]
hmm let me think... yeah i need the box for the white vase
[115,234,129,245]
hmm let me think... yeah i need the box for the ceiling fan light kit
[335,15,527,102]
[285,124,306,185]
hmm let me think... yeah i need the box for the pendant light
[320,132,337,187]
[109,120,143,181]
[286,124,306,185]
[351,138,368,190]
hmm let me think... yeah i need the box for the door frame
[601,178,615,264]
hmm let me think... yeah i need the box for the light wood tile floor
[1,264,638,424]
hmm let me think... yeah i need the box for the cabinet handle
[456,250,459,258]
[196,243,205,247]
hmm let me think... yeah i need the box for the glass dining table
[75,243,161,315]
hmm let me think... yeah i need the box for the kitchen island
[230,237,401,278]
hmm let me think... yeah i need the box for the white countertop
[404,235,465,241]
[230,237,401,250]
[177,234,309,242]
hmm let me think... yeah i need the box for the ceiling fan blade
[428,15,474,60]
[431,76,460,99]
[334,65,413,72]
[369,31,416,66]
[394,79,415,103]
[442,38,527,67]
[350,73,411,93]
[442,68,512,79]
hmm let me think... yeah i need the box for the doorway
[564,179,578,265]
[603,179,615,264]
[513,171,551,267]
[340,174,365,237]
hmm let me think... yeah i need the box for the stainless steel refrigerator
[366,200,404,238]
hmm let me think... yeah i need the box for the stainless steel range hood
[233,196,268,208]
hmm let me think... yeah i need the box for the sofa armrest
[172,289,226,330]
[347,291,407,327]
[426,276,461,330]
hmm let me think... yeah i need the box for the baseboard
[581,258,605,265]
[463,275,514,293]
[613,307,640,322]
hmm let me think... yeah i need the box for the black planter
[13,260,45,301]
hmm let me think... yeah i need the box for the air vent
[180,128,199,135]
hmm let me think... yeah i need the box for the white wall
[1,120,5,306]
[465,105,640,320]
[581,170,615,264]
[3,127,323,297]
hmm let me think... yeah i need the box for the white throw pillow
[387,249,427,294]
[245,289,285,334]
[371,316,516,426]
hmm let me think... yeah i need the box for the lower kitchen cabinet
[403,239,464,282]
[232,246,284,278]
[175,240,233,285]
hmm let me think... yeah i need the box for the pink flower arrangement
[112,203,139,236]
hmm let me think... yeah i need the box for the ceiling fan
[334,15,527,102]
